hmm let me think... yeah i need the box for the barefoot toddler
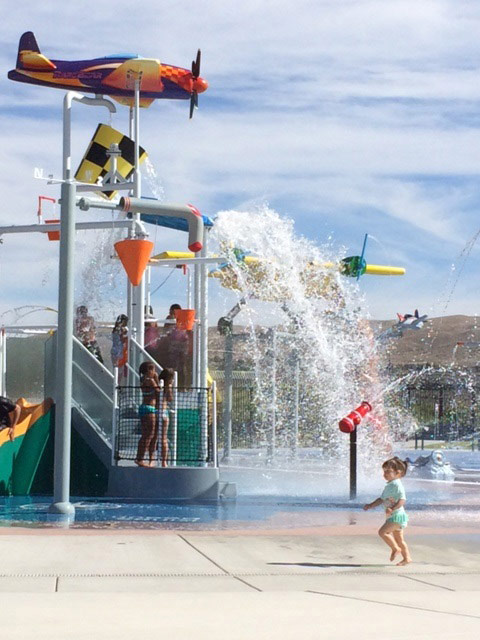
[363,457,412,566]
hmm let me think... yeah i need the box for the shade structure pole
[50,91,116,517]
[199,233,209,464]
[49,178,76,517]
[130,80,145,348]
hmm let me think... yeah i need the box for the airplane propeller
[189,49,201,119]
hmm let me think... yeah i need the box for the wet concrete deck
[0,521,479,638]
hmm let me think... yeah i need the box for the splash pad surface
[1,470,479,533]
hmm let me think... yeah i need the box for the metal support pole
[133,80,141,199]
[187,267,192,308]
[349,428,357,500]
[127,106,134,358]
[0,329,6,397]
[146,266,151,315]
[199,233,208,390]
[199,234,209,465]
[193,259,201,386]
[291,354,300,460]
[267,328,276,464]
[222,330,233,463]
[50,91,116,517]
[212,381,218,467]
[111,367,119,466]
[62,92,116,180]
[171,371,178,466]
[49,179,76,517]
[130,81,145,348]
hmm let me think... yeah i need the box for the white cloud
[1,1,480,321]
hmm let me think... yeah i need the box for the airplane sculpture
[396,309,427,330]
[8,32,208,116]
[378,309,428,340]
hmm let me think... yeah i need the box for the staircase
[44,333,221,500]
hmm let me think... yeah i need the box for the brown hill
[209,316,480,369]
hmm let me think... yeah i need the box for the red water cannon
[339,401,372,433]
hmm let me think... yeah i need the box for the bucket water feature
[175,309,196,330]
[45,220,60,241]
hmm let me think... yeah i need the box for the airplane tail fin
[414,308,419,318]
[15,31,56,71]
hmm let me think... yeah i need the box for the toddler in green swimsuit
[363,457,412,566]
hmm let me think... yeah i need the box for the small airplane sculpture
[8,32,208,116]
[396,309,427,330]
[378,309,428,340]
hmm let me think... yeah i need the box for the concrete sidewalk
[0,527,479,638]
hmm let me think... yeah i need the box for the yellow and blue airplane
[8,31,208,116]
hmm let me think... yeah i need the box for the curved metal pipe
[119,197,204,252]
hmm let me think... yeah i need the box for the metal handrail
[130,336,164,371]
[72,335,114,380]
[111,367,119,464]
[72,360,113,406]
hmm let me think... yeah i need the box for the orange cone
[114,238,154,286]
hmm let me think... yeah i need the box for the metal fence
[113,386,215,466]
[211,369,480,453]
[211,370,260,448]
[400,386,480,442]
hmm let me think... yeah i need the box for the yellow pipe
[152,251,405,277]
[364,265,405,276]
[152,251,195,260]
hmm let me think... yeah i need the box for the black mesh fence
[114,386,214,466]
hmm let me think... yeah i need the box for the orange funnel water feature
[114,238,154,286]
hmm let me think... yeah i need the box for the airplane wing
[102,58,163,93]
[111,96,155,108]
[397,315,428,332]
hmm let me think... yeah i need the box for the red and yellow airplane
[8,31,208,116]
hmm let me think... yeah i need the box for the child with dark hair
[111,314,128,372]
[135,363,174,468]
[0,396,21,442]
[75,305,104,364]
[363,457,411,566]
[135,362,160,468]
[164,303,182,326]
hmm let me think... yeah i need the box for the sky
[1,0,480,325]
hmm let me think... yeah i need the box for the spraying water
[143,158,166,202]
[76,225,125,322]
[211,206,395,472]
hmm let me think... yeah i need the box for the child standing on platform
[363,457,412,566]
[111,314,128,374]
